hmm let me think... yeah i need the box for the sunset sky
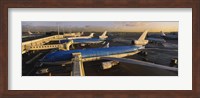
[22,21,178,32]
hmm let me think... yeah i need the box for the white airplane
[161,31,178,40]
[67,33,94,40]
[60,31,108,44]
[22,31,43,38]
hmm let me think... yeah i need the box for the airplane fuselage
[147,38,166,43]
[162,35,178,40]
[161,33,178,40]
[60,38,105,44]
[22,34,43,38]
[40,45,144,65]
[67,36,92,40]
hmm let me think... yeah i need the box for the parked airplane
[147,37,166,44]
[161,31,178,40]
[22,31,44,38]
[60,31,108,44]
[60,38,106,44]
[40,30,177,71]
[67,33,94,40]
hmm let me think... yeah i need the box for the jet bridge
[22,35,64,54]
[22,34,77,54]
[71,53,85,76]
[29,40,73,51]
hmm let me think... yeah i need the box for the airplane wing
[100,57,178,72]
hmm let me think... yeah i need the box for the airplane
[22,31,44,38]
[147,37,166,44]
[60,38,106,44]
[161,31,178,40]
[59,31,108,44]
[40,30,178,72]
[67,33,94,40]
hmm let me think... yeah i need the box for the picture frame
[0,0,199,98]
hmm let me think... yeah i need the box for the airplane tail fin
[28,31,33,35]
[133,30,149,46]
[81,32,84,35]
[89,33,94,37]
[101,31,107,36]
[161,31,166,36]
[103,42,110,48]
[138,30,148,40]
[99,31,108,39]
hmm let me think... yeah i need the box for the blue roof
[41,45,144,62]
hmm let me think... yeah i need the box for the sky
[22,21,178,33]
